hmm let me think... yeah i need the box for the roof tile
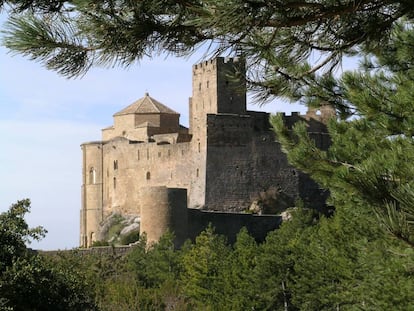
[114,93,178,116]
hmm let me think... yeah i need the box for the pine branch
[2,14,94,77]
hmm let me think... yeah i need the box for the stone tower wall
[81,142,103,247]
[139,186,188,247]
[80,57,331,247]
[204,114,300,211]
[189,57,247,209]
[101,139,195,218]
[190,57,246,133]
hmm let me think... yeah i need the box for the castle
[80,57,333,248]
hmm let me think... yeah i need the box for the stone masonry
[80,57,333,247]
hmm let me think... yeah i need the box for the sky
[0,15,309,250]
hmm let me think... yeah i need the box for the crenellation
[80,57,331,247]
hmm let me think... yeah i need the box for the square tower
[189,57,246,136]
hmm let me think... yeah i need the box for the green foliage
[180,225,230,309]
[0,200,97,311]
[2,0,413,108]
[127,231,181,288]
[1,255,97,311]
[272,23,414,248]
[220,228,260,310]
[2,205,411,310]
[91,240,110,247]
[0,199,46,272]
[119,230,139,245]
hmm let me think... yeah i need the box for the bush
[120,231,140,245]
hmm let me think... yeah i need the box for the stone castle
[80,57,333,248]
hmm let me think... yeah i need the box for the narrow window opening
[113,160,118,170]
[199,82,202,91]
[146,172,151,180]
[113,177,116,189]
[196,168,199,177]
[168,149,171,157]
[89,168,96,184]
[137,150,140,160]
[198,142,201,152]
[206,81,209,88]
[90,232,95,245]
[147,149,149,160]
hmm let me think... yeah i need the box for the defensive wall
[138,186,282,247]
[80,56,333,248]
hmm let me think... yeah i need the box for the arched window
[146,172,151,180]
[89,168,96,184]
[90,232,95,245]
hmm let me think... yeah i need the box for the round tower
[139,186,188,247]
[80,141,103,247]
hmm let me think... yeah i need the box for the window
[198,142,201,152]
[89,168,96,184]
[196,168,199,177]
[146,172,151,180]
[113,160,118,170]
[206,81,209,88]
[113,177,117,189]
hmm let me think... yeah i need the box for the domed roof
[114,92,179,116]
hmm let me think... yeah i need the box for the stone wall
[140,187,188,247]
[100,139,194,218]
[204,111,301,212]
[187,209,282,244]
[80,57,332,247]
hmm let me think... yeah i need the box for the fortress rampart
[80,57,333,247]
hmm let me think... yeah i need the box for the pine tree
[272,22,414,247]
[180,225,230,309]
[1,0,413,97]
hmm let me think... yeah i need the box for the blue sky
[0,14,308,250]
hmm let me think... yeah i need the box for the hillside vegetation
[1,200,413,310]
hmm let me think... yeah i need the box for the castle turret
[189,57,246,136]
[188,57,247,209]
[80,141,103,247]
[139,186,188,248]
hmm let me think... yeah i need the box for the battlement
[193,57,244,71]
[80,57,330,248]
[280,106,335,132]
